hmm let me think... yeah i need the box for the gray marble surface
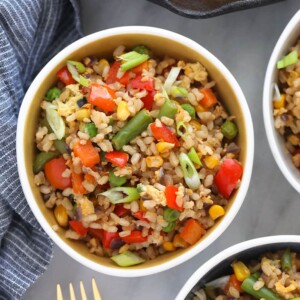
[24,1,300,299]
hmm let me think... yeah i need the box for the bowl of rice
[176,235,300,300]
[17,26,254,276]
[263,10,300,194]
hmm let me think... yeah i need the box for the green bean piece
[101,187,140,204]
[33,151,60,174]
[157,100,178,119]
[133,45,149,56]
[109,169,127,187]
[241,275,281,300]
[179,153,200,190]
[112,109,153,150]
[162,221,176,233]
[163,207,180,222]
[111,250,145,267]
[281,248,292,272]
[170,86,188,98]
[85,122,97,138]
[221,120,238,140]
[45,87,61,101]
[181,103,196,119]
[40,118,53,133]
[54,139,67,154]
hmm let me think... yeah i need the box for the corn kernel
[195,104,207,112]
[156,142,175,153]
[117,101,130,121]
[146,156,164,168]
[204,155,219,169]
[273,94,285,109]
[76,109,90,121]
[139,200,147,212]
[173,234,189,248]
[190,119,201,130]
[209,205,225,220]
[98,58,109,74]
[232,261,250,282]
[163,241,176,252]
[54,205,68,227]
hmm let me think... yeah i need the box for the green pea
[85,122,97,138]
[133,45,149,55]
[162,221,176,233]
[45,87,61,101]
[109,169,127,187]
[163,207,180,222]
[221,120,238,140]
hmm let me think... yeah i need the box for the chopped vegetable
[54,205,68,227]
[54,139,68,154]
[33,151,60,174]
[132,210,149,222]
[176,121,188,138]
[118,51,149,71]
[76,97,87,108]
[171,86,188,98]
[88,228,104,241]
[120,231,147,244]
[76,108,90,121]
[214,158,243,199]
[277,50,298,69]
[188,147,202,166]
[156,142,174,153]
[281,248,292,272]
[241,275,281,300]
[173,234,189,248]
[165,185,182,211]
[200,88,218,109]
[46,107,65,140]
[205,275,230,290]
[111,250,145,267]
[102,231,119,248]
[190,119,201,130]
[45,87,61,101]
[179,219,205,245]
[208,205,225,221]
[133,45,149,55]
[69,220,87,236]
[106,61,130,85]
[131,61,149,74]
[203,155,219,169]
[117,101,130,121]
[67,60,86,73]
[163,207,180,222]
[273,83,281,101]
[273,94,285,109]
[162,221,176,233]
[130,75,153,91]
[232,261,250,282]
[114,204,129,217]
[85,122,97,138]
[225,274,243,294]
[101,187,140,204]
[150,122,180,147]
[71,167,86,195]
[66,61,89,87]
[181,103,196,119]
[141,90,155,110]
[88,83,116,113]
[145,155,163,168]
[221,120,238,140]
[179,153,200,190]
[163,241,176,252]
[105,151,129,168]
[72,140,100,168]
[109,169,127,187]
[112,109,153,150]
[56,66,75,85]
[157,99,178,119]
[163,67,181,94]
[44,157,71,190]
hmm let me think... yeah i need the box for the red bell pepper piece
[150,122,180,147]
[294,148,300,155]
[114,204,129,217]
[120,230,147,244]
[132,211,149,223]
[106,61,130,85]
[165,185,182,212]
[130,75,153,91]
[56,66,75,86]
[69,220,87,237]
[105,151,129,168]
[141,90,156,110]
[88,83,116,113]
[44,157,72,190]
[102,231,119,248]
[88,228,104,241]
[214,158,243,199]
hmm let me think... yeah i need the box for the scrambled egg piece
[76,195,95,217]
[178,61,208,85]
[275,280,297,296]
[140,185,166,206]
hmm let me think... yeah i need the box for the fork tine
[80,281,88,300]
[57,284,64,300]
[69,283,76,300]
[92,278,102,300]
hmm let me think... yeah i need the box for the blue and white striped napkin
[0,0,82,298]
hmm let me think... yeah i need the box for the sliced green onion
[118,51,149,71]
[67,60,86,73]
[45,87,61,101]
[163,207,180,222]
[85,122,97,138]
[181,103,195,119]
[111,250,145,267]
[137,183,145,194]
[67,62,89,87]
[281,248,292,272]
[176,121,188,138]
[157,99,178,120]
[54,139,67,154]
[33,151,60,174]
[79,76,89,87]
[133,45,149,55]
[101,187,139,204]
[109,169,127,187]
[179,153,200,190]
[188,147,202,166]
[163,67,181,94]
[170,86,188,98]
[162,221,176,233]
[46,108,65,140]
[205,275,230,290]
[221,120,238,140]
[273,83,281,101]
[277,50,298,69]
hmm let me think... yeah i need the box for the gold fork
[57,278,102,300]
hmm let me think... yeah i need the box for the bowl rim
[263,9,300,194]
[16,26,254,277]
[175,235,300,299]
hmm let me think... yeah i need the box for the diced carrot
[131,61,149,74]
[71,169,86,195]
[179,219,205,245]
[73,140,100,168]
[199,88,218,109]
[84,173,96,184]
[224,274,242,294]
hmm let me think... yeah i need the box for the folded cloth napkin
[0,0,82,298]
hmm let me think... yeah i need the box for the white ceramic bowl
[176,235,300,299]
[16,26,254,277]
[263,10,300,193]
